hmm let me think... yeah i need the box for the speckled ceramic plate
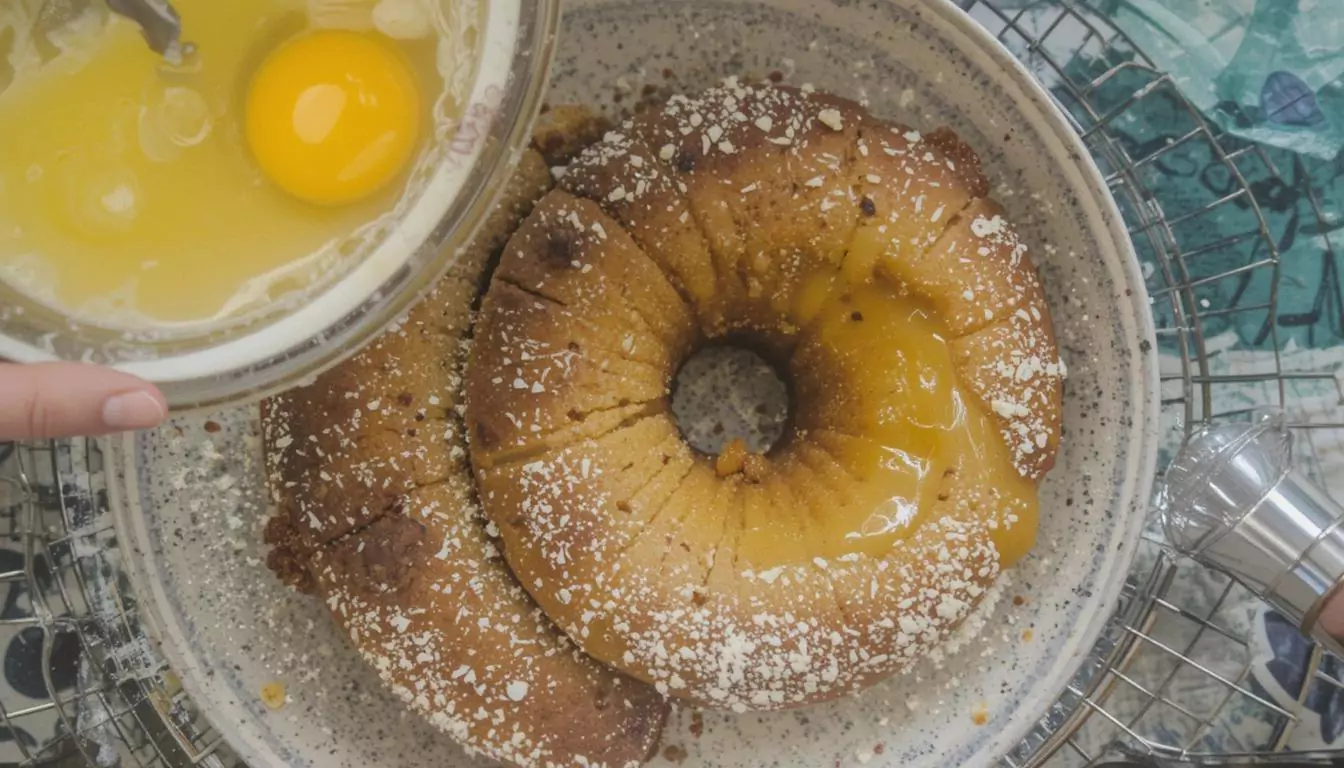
[106,1,1159,767]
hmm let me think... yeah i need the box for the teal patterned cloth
[1066,0,1344,755]
[973,0,1344,757]
[1108,0,1344,161]
[1101,0,1344,351]
[987,0,1344,351]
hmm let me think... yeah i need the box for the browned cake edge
[262,115,671,768]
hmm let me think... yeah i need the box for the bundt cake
[263,116,668,768]
[465,80,1065,712]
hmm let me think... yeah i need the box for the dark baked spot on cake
[544,228,580,268]
[474,420,501,451]
[926,125,990,198]
[592,681,613,710]
[541,134,566,157]
[263,517,316,594]
[326,514,427,595]
[531,105,614,167]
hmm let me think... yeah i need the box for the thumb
[1318,590,1344,642]
[0,363,168,440]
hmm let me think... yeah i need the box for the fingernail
[103,391,167,431]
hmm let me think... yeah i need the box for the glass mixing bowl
[0,0,559,410]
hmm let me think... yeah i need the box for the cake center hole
[671,345,789,456]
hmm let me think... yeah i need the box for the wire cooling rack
[2,0,1343,766]
[961,0,1344,766]
[0,438,229,768]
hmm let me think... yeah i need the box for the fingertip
[102,389,168,432]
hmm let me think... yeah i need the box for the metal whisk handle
[104,0,182,58]
[1159,413,1344,657]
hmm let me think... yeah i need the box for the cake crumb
[260,681,287,710]
[715,439,749,477]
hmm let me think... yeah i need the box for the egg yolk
[245,30,422,206]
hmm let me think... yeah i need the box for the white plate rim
[918,1,1160,765]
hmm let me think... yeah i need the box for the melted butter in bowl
[0,0,478,333]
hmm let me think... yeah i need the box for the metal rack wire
[1,0,1343,766]
[961,1,1344,766]
[0,439,236,767]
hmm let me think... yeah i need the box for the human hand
[0,363,168,440]
[1320,591,1344,641]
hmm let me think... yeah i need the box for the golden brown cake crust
[467,80,1065,712]
[264,135,668,768]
